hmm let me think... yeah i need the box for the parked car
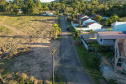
[67,27,70,31]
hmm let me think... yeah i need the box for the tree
[100,18,109,26]
[23,0,36,14]
[94,15,102,22]
[110,14,119,23]
[34,0,41,8]
[52,23,61,39]
[0,0,7,12]
[14,0,23,7]
[107,28,113,31]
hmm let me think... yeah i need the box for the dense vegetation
[0,0,126,17]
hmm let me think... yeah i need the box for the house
[77,14,89,21]
[91,14,100,19]
[73,22,102,31]
[79,16,90,21]
[111,21,126,31]
[41,11,53,16]
[96,32,126,46]
[17,9,22,14]
[86,22,102,30]
[114,38,126,73]
[81,18,96,26]
[71,20,79,27]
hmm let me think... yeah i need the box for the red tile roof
[81,18,89,21]
[91,14,100,18]
[73,20,79,23]
[77,15,85,19]
[98,32,126,39]
[86,22,95,26]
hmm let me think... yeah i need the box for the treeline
[0,0,126,18]
[0,0,41,14]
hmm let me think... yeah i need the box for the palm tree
[52,23,61,39]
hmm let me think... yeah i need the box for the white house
[111,21,126,31]
[96,32,126,46]
[81,18,96,26]
[86,22,102,30]
[79,15,90,21]
[77,14,89,21]
[73,22,102,31]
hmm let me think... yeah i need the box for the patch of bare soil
[0,16,60,82]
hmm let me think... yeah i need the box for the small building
[86,22,102,30]
[96,32,126,46]
[81,18,96,26]
[79,16,90,21]
[17,9,22,14]
[77,14,88,21]
[111,21,126,31]
[73,22,102,31]
[41,11,53,16]
[114,38,126,73]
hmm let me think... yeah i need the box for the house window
[117,63,122,66]
[113,39,116,42]
[100,39,102,42]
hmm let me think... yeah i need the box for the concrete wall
[81,39,88,50]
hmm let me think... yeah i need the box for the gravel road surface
[59,15,95,84]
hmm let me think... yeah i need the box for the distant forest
[0,0,126,18]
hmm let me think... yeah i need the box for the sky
[6,0,55,3]
[40,0,55,2]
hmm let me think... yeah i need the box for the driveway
[59,15,94,84]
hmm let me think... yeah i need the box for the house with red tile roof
[85,22,102,30]
[71,20,80,27]
[91,14,100,19]
[81,18,96,26]
[77,14,89,21]
[96,32,126,46]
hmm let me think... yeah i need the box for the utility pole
[50,49,56,84]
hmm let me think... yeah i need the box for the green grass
[0,26,7,32]
[74,43,107,84]
[54,69,65,84]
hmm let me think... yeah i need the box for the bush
[67,17,72,22]
[90,55,100,70]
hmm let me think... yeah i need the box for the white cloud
[40,0,55,2]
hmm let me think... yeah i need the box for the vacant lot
[0,15,60,83]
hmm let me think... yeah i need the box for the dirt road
[60,15,94,84]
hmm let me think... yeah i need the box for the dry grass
[0,15,60,83]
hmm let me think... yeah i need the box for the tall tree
[0,0,7,12]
